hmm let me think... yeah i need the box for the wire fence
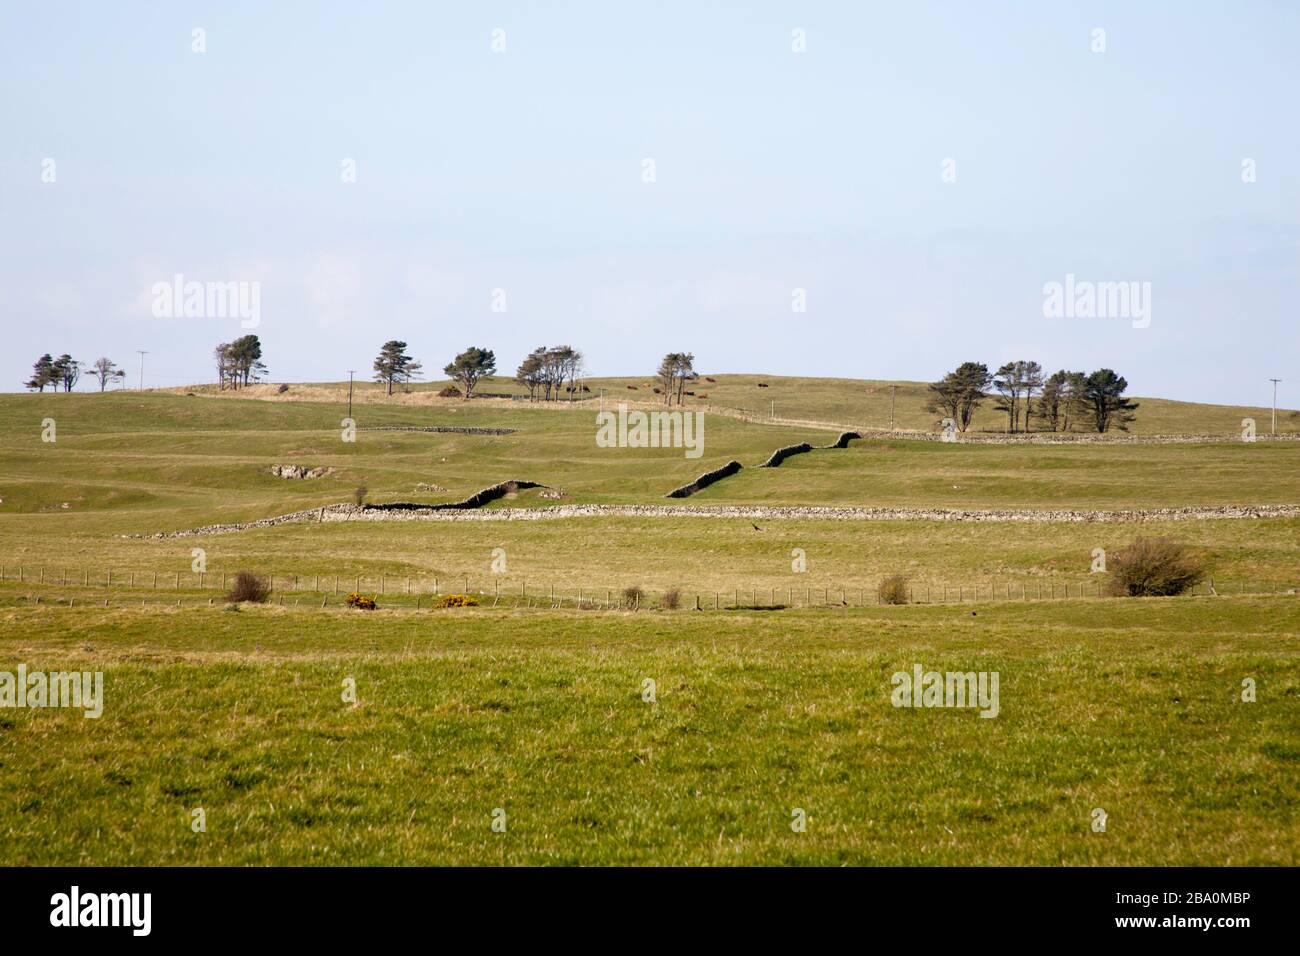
[1,564,1293,610]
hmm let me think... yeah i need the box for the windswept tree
[90,357,126,392]
[1021,361,1044,431]
[372,340,422,396]
[231,335,266,388]
[517,345,584,401]
[1061,371,1088,431]
[515,348,547,401]
[926,362,992,433]
[443,346,496,400]
[50,354,82,392]
[656,352,696,405]
[554,345,584,400]
[25,354,56,391]
[214,335,266,389]
[1039,369,1088,431]
[992,360,1044,433]
[1038,370,1068,431]
[214,342,233,389]
[1083,368,1139,432]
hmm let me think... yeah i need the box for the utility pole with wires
[136,351,148,390]
[1270,378,1282,434]
[347,370,357,419]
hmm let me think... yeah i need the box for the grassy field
[1,599,1296,865]
[1,384,1296,866]
[2,516,1297,604]
[2,393,1297,530]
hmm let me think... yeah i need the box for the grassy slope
[1,391,1296,592]
[169,373,1300,435]
[0,600,1295,865]
[2,393,1297,525]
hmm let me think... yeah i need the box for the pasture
[0,382,1296,866]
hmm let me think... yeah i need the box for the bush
[622,585,645,609]
[877,574,910,605]
[345,592,377,610]
[660,588,681,610]
[226,571,271,604]
[276,383,289,394]
[353,485,368,506]
[1106,538,1207,597]
[433,593,479,608]
[437,386,462,398]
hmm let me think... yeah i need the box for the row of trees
[214,335,266,389]
[372,341,499,399]
[26,354,126,392]
[927,361,1139,433]
[515,346,584,401]
[657,352,697,405]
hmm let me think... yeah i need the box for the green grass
[2,516,1296,601]
[1,384,1296,866]
[1,394,1297,535]
[0,599,1295,865]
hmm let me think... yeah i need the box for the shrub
[1106,538,1207,597]
[877,574,910,605]
[353,485,368,506]
[660,588,681,610]
[345,592,377,610]
[276,383,289,394]
[437,386,462,398]
[622,585,645,609]
[227,571,271,604]
[433,593,479,608]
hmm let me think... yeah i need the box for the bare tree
[90,357,126,391]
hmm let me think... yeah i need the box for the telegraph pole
[347,371,357,419]
[136,351,148,390]
[1270,378,1282,434]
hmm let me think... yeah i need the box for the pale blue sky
[2,1,1296,405]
